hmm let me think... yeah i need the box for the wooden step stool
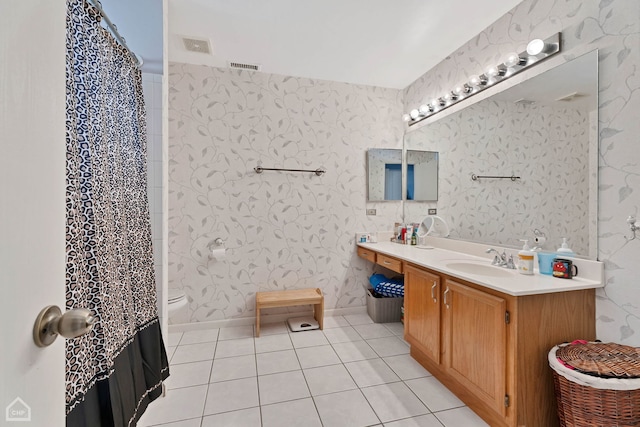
[255,288,324,337]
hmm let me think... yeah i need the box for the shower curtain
[65,0,169,425]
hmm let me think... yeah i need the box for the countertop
[358,241,604,296]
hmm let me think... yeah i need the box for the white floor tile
[258,370,310,405]
[383,354,432,380]
[214,337,255,358]
[344,313,375,326]
[332,340,378,363]
[353,323,395,339]
[405,377,465,412]
[303,364,358,396]
[434,407,489,427]
[322,316,350,328]
[289,329,329,348]
[204,378,259,416]
[313,389,379,427]
[384,414,445,427]
[179,329,219,345]
[261,398,322,427]
[201,407,261,427]
[218,325,254,340]
[255,333,293,353]
[210,354,256,382]
[366,336,410,357]
[138,385,207,426]
[171,342,216,365]
[164,360,212,389]
[256,349,300,375]
[383,322,405,336]
[344,358,400,388]
[295,344,342,369]
[167,332,183,347]
[322,325,362,344]
[258,321,290,336]
[361,382,429,423]
[142,417,202,427]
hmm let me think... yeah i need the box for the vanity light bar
[402,33,561,125]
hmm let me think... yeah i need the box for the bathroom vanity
[357,241,603,427]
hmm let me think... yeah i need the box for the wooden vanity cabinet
[403,262,595,427]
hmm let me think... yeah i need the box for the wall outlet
[366,209,376,216]
[428,208,437,215]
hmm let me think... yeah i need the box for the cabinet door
[443,280,507,416]
[404,264,440,363]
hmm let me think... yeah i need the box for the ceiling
[104,0,525,89]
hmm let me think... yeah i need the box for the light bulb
[410,109,420,119]
[454,84,472,95]
[443,92,458,102]
[469,75,487,87]
[418,104,432,115]
[402,113,411,122]
[526,39,545,56]
[486,64,506,78]
[505,52,524,68]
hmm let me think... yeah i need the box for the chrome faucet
[486,248,515,269]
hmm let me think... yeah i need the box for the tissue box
[365,288,403,323]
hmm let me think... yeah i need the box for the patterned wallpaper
[403,0,640,344]
[168,65,404,322]
[404,99,592,256]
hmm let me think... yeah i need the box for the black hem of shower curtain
[66,320,170,427]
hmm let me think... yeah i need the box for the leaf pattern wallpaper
[168,66,404,322]
[167,0,640,345]
[403,0,640,344]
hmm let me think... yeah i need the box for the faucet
[485,248,516,269]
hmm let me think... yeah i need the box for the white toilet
[168,289,188,325]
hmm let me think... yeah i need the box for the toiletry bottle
[411,229,417,245]
[517,239,534,275]
[405,226,413,245]
[556,237,574,256]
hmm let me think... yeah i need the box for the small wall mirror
[367,149,403,201]
[406,150,438,201]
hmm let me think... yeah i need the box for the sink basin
[445,262,514,278]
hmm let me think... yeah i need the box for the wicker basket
[549,342,640,426]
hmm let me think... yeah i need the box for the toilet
[167,289,188,325]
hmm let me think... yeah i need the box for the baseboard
[168,305,367,333]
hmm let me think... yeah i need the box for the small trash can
[548,341,640,426]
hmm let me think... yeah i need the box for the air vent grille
[182,37,211,54]
[228,61,261,71]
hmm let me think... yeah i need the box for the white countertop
[358,241,604,296]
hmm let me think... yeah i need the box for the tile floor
[138,314,489,427]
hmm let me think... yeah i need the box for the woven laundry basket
[548,342,640,427]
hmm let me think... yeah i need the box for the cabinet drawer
[377,253,403,273]
[357,247,376,263]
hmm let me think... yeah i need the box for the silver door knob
[33,305,96,347]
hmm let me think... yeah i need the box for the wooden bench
[255,288,324,337]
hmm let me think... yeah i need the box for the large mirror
[367,149,403,201]
[404,50,598,259]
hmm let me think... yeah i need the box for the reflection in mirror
[367,149,403,201]
[404,50,598,259]
[406,150,438,201]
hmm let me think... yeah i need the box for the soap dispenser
[556,237,574,256]
[517,239,534,275]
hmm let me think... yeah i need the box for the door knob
[33,305,95,347]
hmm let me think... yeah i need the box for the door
[443,279,507,416]
[1,1,67,425]
[404,265,441,363]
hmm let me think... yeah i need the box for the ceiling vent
[228,61,261,72]
[182,37,211,54]
[555,92,586,102]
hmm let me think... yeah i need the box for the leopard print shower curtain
[65,0,169,425]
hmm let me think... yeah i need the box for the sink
[445,262,514,278]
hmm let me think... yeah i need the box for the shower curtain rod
[86,0,143,68]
